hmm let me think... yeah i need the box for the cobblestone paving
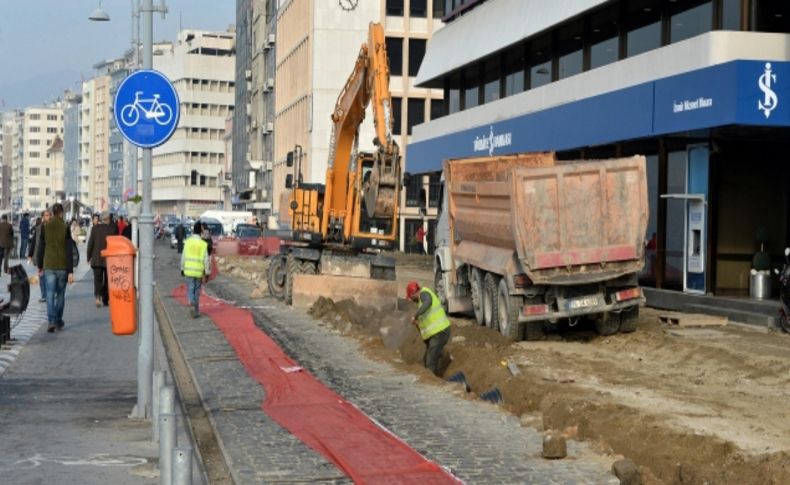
[155,246,616,484]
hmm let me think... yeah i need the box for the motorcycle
[778,247,790,333]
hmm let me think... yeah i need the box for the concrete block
[292,274,398,310]
[612,458,641,485]
[542,430,567,459]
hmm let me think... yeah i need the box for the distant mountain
[0,69,82,110]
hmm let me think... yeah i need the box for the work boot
[190,308,198,319]
[47,324,55,333]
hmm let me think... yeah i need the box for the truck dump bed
[446,154,648,284]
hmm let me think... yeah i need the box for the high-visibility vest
[416,287,451,340]
[183,236,208,278]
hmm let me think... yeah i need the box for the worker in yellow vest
[181,221,211,318]
[407,281,451,376]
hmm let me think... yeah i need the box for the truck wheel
[267,256,287,300]
[618,306,639,333]
[284,254,299,305]
[483,273,500,330]
[594,312,619,336]
[300,261,316,275]
[523,321,546,341]
[470,268,485,325]
[497,279,522,340]
[435,270,448,312]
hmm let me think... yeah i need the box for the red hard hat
[406,281,420,299]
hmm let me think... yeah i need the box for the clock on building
[338,0,358,11]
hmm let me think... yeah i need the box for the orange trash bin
[101,236,137,335]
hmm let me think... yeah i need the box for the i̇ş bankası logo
[758,62,778,119]
[473,125,512,156]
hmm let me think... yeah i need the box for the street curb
[153,287,235,485]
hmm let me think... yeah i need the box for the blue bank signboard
[408,60,790,172]
[113,69,180,148]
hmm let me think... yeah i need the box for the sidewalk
[0,254,161,484]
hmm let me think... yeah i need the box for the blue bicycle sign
[120,91,174,127]
[114,69,180,148]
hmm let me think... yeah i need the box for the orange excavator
[268,23,401,304]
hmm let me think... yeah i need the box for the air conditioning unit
[246,103,252,116]
[265,78,274,90]
[244,69,252,81]
[251,119,258,129]
[263,122,274,134]
[267,33,275,46]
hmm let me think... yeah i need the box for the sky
[0,0,235,110]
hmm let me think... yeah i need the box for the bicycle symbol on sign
[120,91,174,127]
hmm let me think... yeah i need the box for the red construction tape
[173,286,460,484]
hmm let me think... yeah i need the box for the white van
[199,210,254,235]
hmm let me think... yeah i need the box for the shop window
[670,1,713,43]
[446,73,461,114]
[754,1,790,33]
[557,20,584,80]
[386,37,403,76]
[386,0,404,16]
[408,39,426,77]
[482,56,501,103]
[504,45,525,97]
[430,98,445,120]
[432,0,445,18]
[528,35,552,89]
[410,0,427,18]
[590,5,620,69]
[428,172,441,207]
[405,177,422,207]
[391,97,402,135]
[407,98,425,135]
[462,65,479,110]
[626,0,662,57]
[720,0,741,30]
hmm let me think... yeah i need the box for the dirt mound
[304,297,790,485]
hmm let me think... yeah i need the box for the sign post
[114,59,179,418]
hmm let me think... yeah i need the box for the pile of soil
[216,255,270,295]
[305,295,790,485]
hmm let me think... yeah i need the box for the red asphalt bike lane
[173,286,461,484]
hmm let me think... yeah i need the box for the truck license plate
[568,296,600,310]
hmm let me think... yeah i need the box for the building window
[670,1,713,43]
[386,0,404,16]
[528,35,552,89]
[29,168,40,176]
[46,168,50,176]
[432,0,445,18]
[30,127,41,133]
[46,188,51,196]
[405,177,422,207]
[753,1,790,34]
[408,39,427,77]
[47,114,57,121]
[28,187,39,196]
[482,56,501,103]
[627,0,662,58]
[29,151,40,158]
[430,99,445,120]
[720,0,741,30]
[386,37,403,76]
[407,98,425,135]
[504,45,525,97]
[29,114,41,120]
[447,72,461,114]
[410,0,427,18]
[590,5,620,70]
[47,127,57,133]
[428,172,441,207]
[392,96,402,136]
[557,20,584,79]
[29,139,41,145]
[462,65,479,110]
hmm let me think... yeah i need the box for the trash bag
[5,264,30,315]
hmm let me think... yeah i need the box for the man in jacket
[87,211,115,307]
[407,281,451,376]
[181,221,210,318]
[28,209,51,303]
[19,213,30,264]
[174,223,186,254]
[36,203,74,333]
[0,214,14,274]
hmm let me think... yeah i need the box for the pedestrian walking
[0,214,14,274]
[87,212,114,307]
[19,212,30,263]
[70,218,81,245]
[174,222,186,254]
[406,281,451,376]
[36,203,75,333]
[413,225,426,255]
[181,221,210,319]
[29,210,51,303]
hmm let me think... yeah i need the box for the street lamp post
[90,0,167,420]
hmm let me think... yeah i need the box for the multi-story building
[233,0,253,208]
[63,92,82,201]
[271,0,444,249]
[96,59,130,211]
[11,105,64,210]
[79,76,111,210]
[6,111,23,211]
[409,0,790,298]
[0,112,11,209]
[47,136,65,202]
[151,29,236,217]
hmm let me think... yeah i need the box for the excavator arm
[326,22,400,226]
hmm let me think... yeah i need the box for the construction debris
[659,312,728,327]
[542,431,567,459]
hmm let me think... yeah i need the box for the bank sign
[408,60,790,172]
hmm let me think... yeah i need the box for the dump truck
[433,152,648,340]
[267,22,401,307]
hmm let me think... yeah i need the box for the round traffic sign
[113,69,180,148]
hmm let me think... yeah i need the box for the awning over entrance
[407,60,790,173]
